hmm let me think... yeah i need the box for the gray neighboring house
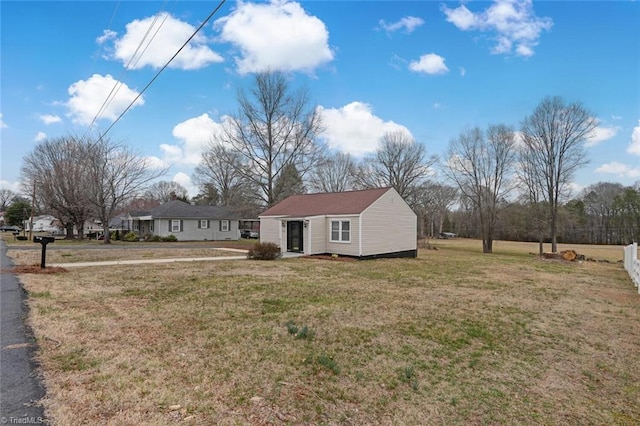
[129,200,241,241]
[259,187,417,259]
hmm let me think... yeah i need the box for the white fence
[623,242,640,293]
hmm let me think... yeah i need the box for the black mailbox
[33,236,55,268]
[34,236,55,244]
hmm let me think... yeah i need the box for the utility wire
[95,0,227,144]
[87,0,172,132]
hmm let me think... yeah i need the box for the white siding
[259,216,284,252]
[308,216,326,255]
[325,215,360,256]
[360,189,416,256]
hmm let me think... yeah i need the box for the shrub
[247,242,281,260]
[123,231,138,242]
[145,234,162,242]
[161,235,178,242]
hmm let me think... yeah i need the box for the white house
[23,215,64,233]
[259,187,417,259]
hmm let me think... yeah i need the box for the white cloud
[160,113,229,166]
[317,102,411,156]
[0,113,6,129]
[378,16,424,34]
[585,124,619,147]
[409,53,449,75]
[38,114,61,125]
[96,29,117,45]
[215,0,333,74]
[34,132,47,142]
[172,172,197,197]
[104,12,223,70]
[442,0,553,57]
[145,156,168,170]
[0,179,22,193]
[66,74,144,125]
[459,67,466,77]
[596,162,640,179]
[628,121,640,155]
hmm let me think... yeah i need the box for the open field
[6,239,640,425]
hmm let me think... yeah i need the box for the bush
[247,242,281,260]
[123,231,138,242]
[161,235,177,242]
[145,234,162,242]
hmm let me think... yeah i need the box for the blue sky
[1,0,639,198]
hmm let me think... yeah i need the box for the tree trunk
[482,238,493,253]
[538,239,544,256]
[102,223,111,244]
[65,222,75,240]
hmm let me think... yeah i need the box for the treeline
[447,181,640,246]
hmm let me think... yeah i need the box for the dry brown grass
[9,239,640,425]
[8,247,241,265]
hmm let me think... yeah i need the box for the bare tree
[355,130,437,201]
[443,125,516,253]
[416,182,458,238]
[193,143,252,207]
[0,189,16,210]
[85,137,166,244]
[307,151,356,193]
[582,182,625,244]
[520,96,596,252]
[21,136,93,239]
[145,181,189,203]
[219,71,323,207]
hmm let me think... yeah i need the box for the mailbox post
[33,236,55,268]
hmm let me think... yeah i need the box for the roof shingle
[260,187,391,217]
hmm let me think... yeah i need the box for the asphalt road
[0,240,47,423]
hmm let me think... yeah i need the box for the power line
[87,0,173,133]
[96,0,226,143]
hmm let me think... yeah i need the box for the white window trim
[330,219,351,243]
[200,219,209,229]
[220,220,230,232]
[171,219,181,233]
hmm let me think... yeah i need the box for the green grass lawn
[12,240,640,425]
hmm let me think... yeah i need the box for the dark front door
[286,221,304,252]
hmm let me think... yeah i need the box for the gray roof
[149,200,240,219]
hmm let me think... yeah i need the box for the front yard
[8,240,640,424]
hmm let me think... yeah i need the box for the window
[171,220,181,232]
[199,220,209,229]
[330,220,350,243]
[149,222,154,232]
[220,220,230,232]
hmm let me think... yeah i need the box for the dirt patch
[3,265,69,274]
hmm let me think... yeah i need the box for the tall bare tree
[443,125,516,253]
[193,142,252,207]
[21,136,93,239]
[520,96,596,252]
[416,182,458,238]
[85,137,166,244]
[307,151,355,193]
[218,71,323,207]
[145,181,189,203]
[355,130,436,201]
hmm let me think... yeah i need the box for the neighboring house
[259,187,417,259]
[23,215,64,234]
[129,200,241,241]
